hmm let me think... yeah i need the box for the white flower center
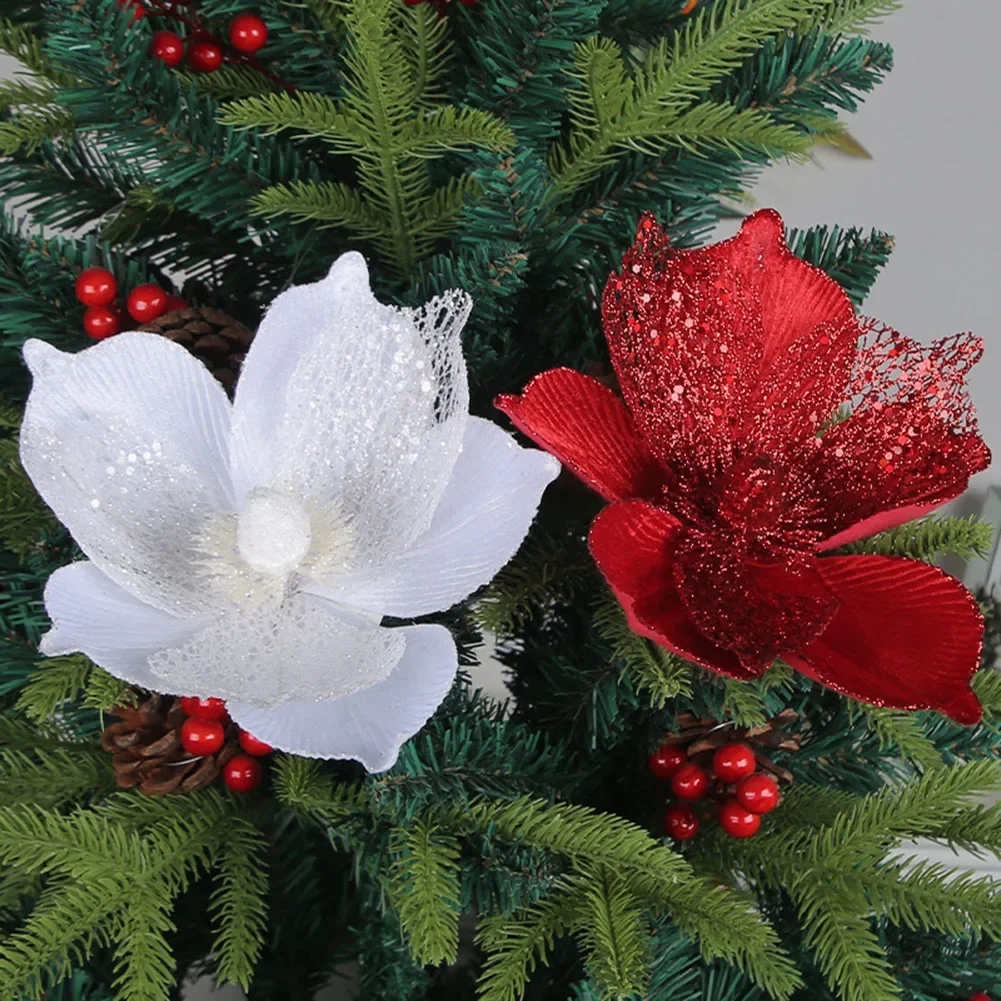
[237,489,312,576]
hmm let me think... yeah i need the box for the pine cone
[668,709,801,785]
[137,306,254,394]
[101,694,239,796]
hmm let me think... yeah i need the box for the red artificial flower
[497,210,990,723]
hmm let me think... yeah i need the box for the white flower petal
[40,561,206,689]
[147,592,405,707]
[230,253,472,563]
[20,335,234,617]
[226,623,456,771]
[308,417,560,617]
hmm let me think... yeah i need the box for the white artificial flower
[20,253,559,771]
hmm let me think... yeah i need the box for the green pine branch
[0,106,75,155]
[476,531,594,635]
[815,0,902,36]
[853,704,943,772]
[476,889,583,1001]
[16,654,92,723]
[576,865,650,1001]
[786,223,894,307]
[209,819,269,991]
[592,593,692,707]
[0,430,58,559]
[550,0,830,193]
[840,515,993,563]
[220,0,512,276]
[388,819,462,966]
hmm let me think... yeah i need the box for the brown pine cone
[101,694,239,796]
[666,709,801,785]
[137,306,255,394]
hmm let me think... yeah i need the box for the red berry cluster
[150,13,268,74]
[970,994,992,1001]
[178,696,272,793]
[74,267,185,340]
[649,740,780,841]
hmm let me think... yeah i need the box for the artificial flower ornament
[498,211,990,723]
[21,253,559,771]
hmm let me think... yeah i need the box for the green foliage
[0,432,56,559]
[816,0,902,36]
[389,819,462,966]
[786,223,894,307]
[841,515,993,562]
[854,704,943,771]
[477,889,582,1001]
[475,530,594,635]
[551,0,830,193]
[593,593,692,707]
[704,760,1001,1001]
[220,0,512,276]
[576,866,650,1000]
[16,655,91,723]
[209,819,269,991]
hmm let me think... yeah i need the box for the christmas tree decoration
[101,694,239,795]
[21,253,559,771]
[179,695,228,720]
[647,741,686,780]
[663,803,699,841]
[6,2,1001,998]
[223,753,263,792]
[150,30,185,68]
[712,741,757,783]
[74,267,117,307]
[969,994,992,1001]
[126,282,168,322]
[498,211,990,723]
[187,37,224,73]
[228,13,268,54]
[670,762,709,800]
[137,305,255,394]
[82,305,122,341]
[719,800,762,839]
[735,773,780,815]
[180,715,226,755]
[238,729,273,756]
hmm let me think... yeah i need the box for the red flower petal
[810,328,990,548]
[672,544,837,676]
[588,501,757,679]
[787,555,984,723]
[495,368,665,502]
[601,211,859,478]
[737,210,856,365]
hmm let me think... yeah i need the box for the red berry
[402,0,424,5]
[181,716,225,756]
[127,283,168,323]
[75,267,117,307]
[224,754,263,793]
[83,306,121,340]
[647,743,686,780]
[179,696,228,721]
[736,774,779,815]
[238,730,274,756]
[164,294,187,312]
[670,762,709,801]
[228,13,268,53]
[719,800,761,839]
[663,803,699,841]
[712,742,757,784]
[969,995,992,1001]
[187,38,224,73]
[150,31,185,68]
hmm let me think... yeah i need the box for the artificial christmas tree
[1,2,1000,1001]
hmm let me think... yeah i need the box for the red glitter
[497,210,989,722]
